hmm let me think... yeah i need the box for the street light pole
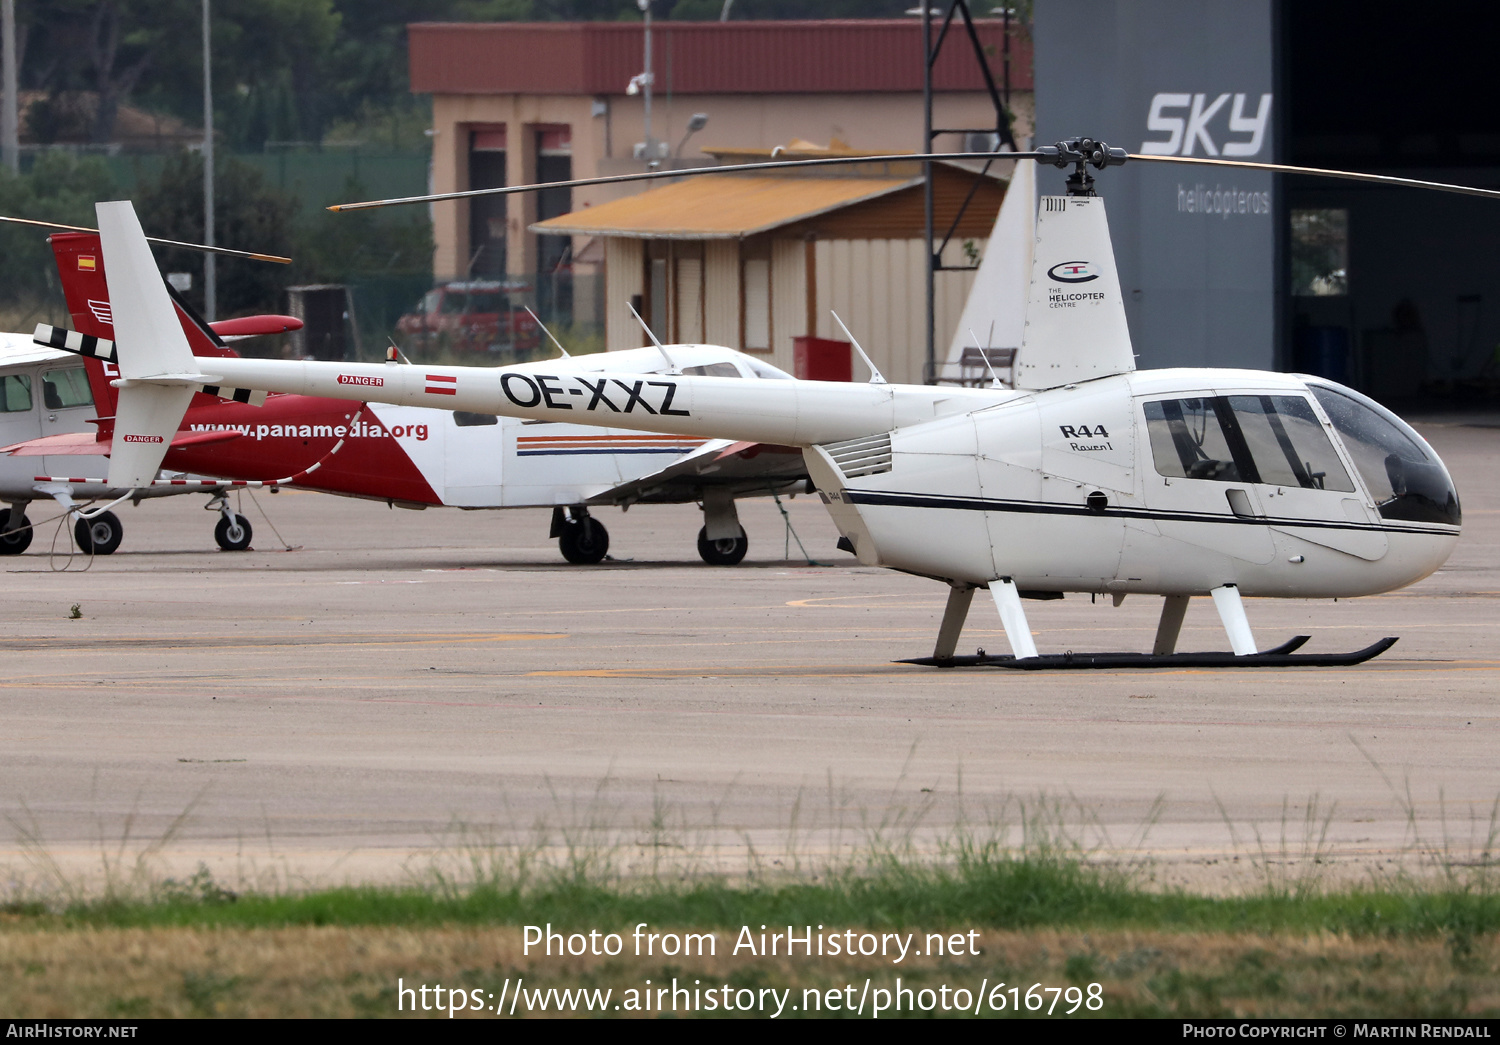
[203,0,216,321]
[2,0,18,175]
[641,0,654,160]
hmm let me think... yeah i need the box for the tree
[134,151,296,316]
[0,152,117,312]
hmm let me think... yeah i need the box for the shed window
[743,258,770,351]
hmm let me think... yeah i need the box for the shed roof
[531,174,918,240]
[531,157,1009,241]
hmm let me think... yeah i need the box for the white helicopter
[38,140,1475,667]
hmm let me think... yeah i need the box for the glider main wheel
[558,517,609,565]
[74,510,123,556]
[697,525,748,566]
[0,514,32,555]
[214,513,254,552]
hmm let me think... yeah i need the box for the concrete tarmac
[1,420,1496,891]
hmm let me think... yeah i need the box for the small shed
[531,147,1009,385]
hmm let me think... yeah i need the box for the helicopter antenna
[0,213,291,263]
[969,328,1004,389]
[524,306,571,358]
[626,299,679,372]
[384,338,411,365]
[831,311,886,384]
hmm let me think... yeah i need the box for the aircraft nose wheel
[697,525,748,566]
[558,517,609,564]
[74,510,123,555]
[0,514,33,555]
[214,513,254,551]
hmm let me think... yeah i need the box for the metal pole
[1003,6,1011,110]
[203,0,216,321]
[923,4,935,383]
[642,1,653,159]
[2,0,17,175]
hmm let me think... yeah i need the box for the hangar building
[1035,0,1500,403]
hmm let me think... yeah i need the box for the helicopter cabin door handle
[1225,488,1259,519]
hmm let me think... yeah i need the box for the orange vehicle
[396,280,540,356]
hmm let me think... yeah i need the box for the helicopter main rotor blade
[1127,153,1500,201]
[328,150,1047,212]
[330,139,1500,213]
[0,213,292,264]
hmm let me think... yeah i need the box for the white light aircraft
[13,230,809,565]
[0,222,299,556]
[39,140,1479,667]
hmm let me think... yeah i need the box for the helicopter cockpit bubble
[1306,380,1461,527]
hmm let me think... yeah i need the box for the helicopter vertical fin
[96,201,203,489]
[1015,195,1135,390]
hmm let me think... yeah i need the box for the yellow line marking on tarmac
[0,633,567,654]
[529,664,906,678]
[786,593,940,608]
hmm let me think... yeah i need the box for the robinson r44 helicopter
[37,139,1474,668]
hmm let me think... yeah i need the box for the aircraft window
[1309,384,1461,526]
[1225,396,1354,492]
[681,362,741,378]
[743,358,795,380]
[453,411,498,427]
[0,374,32,412]
[42,367,93,409]
[1143,398,1243,481]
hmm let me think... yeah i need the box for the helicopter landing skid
[901,635,1399,670]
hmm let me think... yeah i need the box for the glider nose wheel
[697,525,748,566]
[214,513,253,552]
[556,509,610,565]
[0,513,32,555]
[74,510,122,555]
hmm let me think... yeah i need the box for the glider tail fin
[93,201,204,488]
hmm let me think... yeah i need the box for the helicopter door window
[1224,396,1354,493]
[41,367,93,409]
[1308,384,1461,526]
[1143,398,1244,482]
[0,374,32,412]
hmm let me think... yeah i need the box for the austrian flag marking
[425,374,457,396]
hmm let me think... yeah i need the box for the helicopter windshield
[1307,381,1461,527]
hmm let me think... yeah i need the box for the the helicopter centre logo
[1046,263,1107,309]
[1048,262,1098,284]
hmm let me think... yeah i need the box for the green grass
[6,844,1496,943]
